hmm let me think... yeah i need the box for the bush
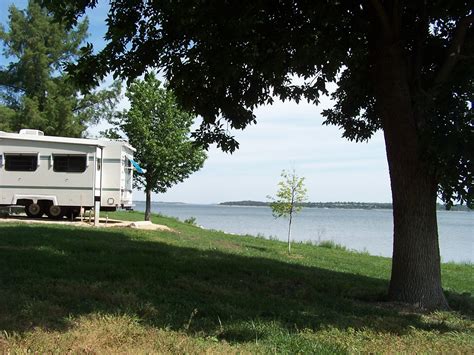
[317,240,348,251]
[183,216,197,226]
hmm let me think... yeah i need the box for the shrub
[317,240,348,251]
[183,217,197,226]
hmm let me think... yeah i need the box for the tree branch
[392,0,401,35]
[434,13,474,86]
[412,1,428,87]
[0,83,25,93]
[369,0,393,36]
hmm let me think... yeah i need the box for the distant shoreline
[132,200,471,211]
[218,200,472,211]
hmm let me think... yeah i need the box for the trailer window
[5,154,38,171]
[53,155,87,172]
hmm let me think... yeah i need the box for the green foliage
[268,169,307,219]
[0,105,15,131]
[268,169,308,253]
[107,73,207,194]
[183,216,198,226]
[0,0,120,137]
[317,240,348,251]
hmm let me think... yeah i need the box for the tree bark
[373,40,449,310]
[145,188,152,221]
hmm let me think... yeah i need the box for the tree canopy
[40,0,473,309]
[106,73,207,220]
[0,0,120,137]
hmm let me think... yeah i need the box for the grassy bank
[0,211,472,353]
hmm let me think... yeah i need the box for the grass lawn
[0,211,473,353]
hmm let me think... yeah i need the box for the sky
[0,0,392,204]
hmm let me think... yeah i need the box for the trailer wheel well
[15,199,56,208]
[37,200,53,209]
[16,199,33,207]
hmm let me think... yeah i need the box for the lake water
[133,202,473,263]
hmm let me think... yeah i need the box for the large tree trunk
[145,188,152,221]
[374,41,449,310]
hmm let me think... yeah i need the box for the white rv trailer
[0,129,139,219]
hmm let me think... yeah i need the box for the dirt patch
[127,220,173,232]
[0,215,174,232]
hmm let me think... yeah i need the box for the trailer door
[95,147,102,192]
[122,155,133,202]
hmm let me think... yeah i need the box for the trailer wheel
[46,205,64,219]
[25,203,43,218]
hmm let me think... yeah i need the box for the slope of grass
[0,210,472,353]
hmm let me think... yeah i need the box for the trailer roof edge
[0,131,106,147]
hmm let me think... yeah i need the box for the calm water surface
[134,202,473,263]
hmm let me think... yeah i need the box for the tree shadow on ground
[0,225,471,344]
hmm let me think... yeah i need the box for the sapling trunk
[287,211,293,254]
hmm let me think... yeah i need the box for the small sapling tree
[268,170,308,254]
[106,73,207,221]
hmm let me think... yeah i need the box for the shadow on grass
[0,225,471,344]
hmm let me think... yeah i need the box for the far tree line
[220,201,472,211]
